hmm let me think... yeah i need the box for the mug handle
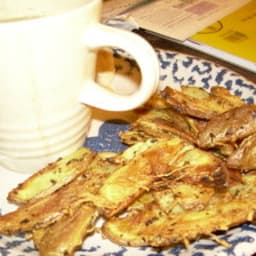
[80,23,160,111]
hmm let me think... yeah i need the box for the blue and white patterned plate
[1,49,256,256]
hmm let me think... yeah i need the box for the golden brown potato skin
[34,204,98,256]
[0,152,119,235]
[198,105,256,149]
[98,138,230,218]
[227,133,256,171]
[119,108,202,145]
[102,174,256,248]
[160,86,244,120]
[8,148,95,204]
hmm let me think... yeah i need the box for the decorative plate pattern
[1,49,256,256]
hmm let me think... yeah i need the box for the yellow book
[186,0,256,72]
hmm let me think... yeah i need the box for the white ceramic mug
[0,0,159,173]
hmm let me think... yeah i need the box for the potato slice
[198,105,256,148]
[210,86,244,107]
[102,201,170,247]
[0,152,119,234]
[98,138,229,217]
[160,86,244,120]
[119,108,202,145]
[103,199,253,247]
[102,174,256,248]
[33,203,98,256]
[98,152,152,217]
[227,133,256,171]
[8,148,95,204]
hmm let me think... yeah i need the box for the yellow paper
[191,0,256,63]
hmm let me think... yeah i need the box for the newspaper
[102,0,251,41]
[185,0,256,72]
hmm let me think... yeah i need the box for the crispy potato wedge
[227,133,256,171]
[198,105,256,149]
[0,152,119,234]
[98,139,187,217]
[210,86,244,107]
[8,148,96,204]
[155,141,229,188]
[98,138,229,217]
[102,174,256,248]
[0,185,79,234]
[119,108,202,145]
[98,150,152,217]
[103,199,254,247]
[160,86,244,120]
[33,203,98,256]
[102,201,170,247]
[184,86,244,108]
